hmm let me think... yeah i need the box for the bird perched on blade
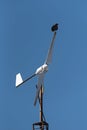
[51,23,58,32]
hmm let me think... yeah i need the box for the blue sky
[0,0,87,130]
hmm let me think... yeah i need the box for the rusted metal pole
[39,86,43,130]
[32,85,49,130]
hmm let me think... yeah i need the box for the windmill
[15,23,58,130]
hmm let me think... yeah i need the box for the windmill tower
[15,24,58,130]
[32,86,49,130]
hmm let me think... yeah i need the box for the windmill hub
[35,64,48,75]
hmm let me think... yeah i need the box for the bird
[51,23,58,32]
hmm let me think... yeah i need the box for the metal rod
[39,86,43,130]
[40,86,43,122]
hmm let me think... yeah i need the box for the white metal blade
[45,32,56,65]
[16,73,23,87]
[34,74,44,106]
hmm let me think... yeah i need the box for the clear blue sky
[0,0,87,130]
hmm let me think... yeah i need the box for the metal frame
[32,121,49,130]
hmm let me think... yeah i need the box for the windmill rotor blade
[34,74,44,106]
[45,31,57,65]
[34,85,41,106]
[16,73,36,88]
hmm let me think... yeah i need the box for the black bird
[51,23,58,32]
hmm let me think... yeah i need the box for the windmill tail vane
[16,73,36,88]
